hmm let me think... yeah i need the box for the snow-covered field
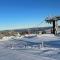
[0,34,60,60]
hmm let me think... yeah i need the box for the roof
[45,16,60,22]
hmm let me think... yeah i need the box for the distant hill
[0,26,60,38]
[14,27,52,32]
[1,26,60,32]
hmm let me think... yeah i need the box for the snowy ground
[0,34,60,60]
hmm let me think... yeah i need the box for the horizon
[0,0,60,30]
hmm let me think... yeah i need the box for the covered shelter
[45,16,60,34]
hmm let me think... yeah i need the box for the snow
[24,34,37,38]
[0,36,14,41]
[0,45,56,60]
[25,34,36,36]
[37,34,55,37]
[0,34,60,60]
[0,35,24,41]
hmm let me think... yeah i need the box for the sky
[0,0,60,30]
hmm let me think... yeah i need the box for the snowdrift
[0,34,60,60]
[37,34,55,37]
